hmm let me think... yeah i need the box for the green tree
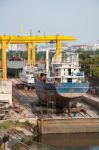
[92,66,99,77]
[79,51,99,77]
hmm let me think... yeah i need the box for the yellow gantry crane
[0,35,77,80]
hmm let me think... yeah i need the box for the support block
[0,80,12,105]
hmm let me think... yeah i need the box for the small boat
[34,49,89,109]
[20,65,37,87]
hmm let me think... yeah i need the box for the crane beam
[0,35,77,43]
[0,35,77,80]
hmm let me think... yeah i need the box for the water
[12,133,99,150]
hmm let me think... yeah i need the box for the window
[68,69,71,75]
[67,78,72,82]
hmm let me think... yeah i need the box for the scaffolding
[47,100,56,115]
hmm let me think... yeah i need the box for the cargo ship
[34,49,89,109]
[7,55,26,77]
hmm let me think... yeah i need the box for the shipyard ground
[0,78,99,135]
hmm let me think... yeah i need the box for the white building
[71,43,99,51]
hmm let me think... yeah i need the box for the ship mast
[46,48,50,78]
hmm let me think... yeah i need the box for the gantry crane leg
[31,43,35,65]
[56,40,62,62]
[27,43,31,65]
[2,40,7,80]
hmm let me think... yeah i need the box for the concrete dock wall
[0,80,12,105]
[19,118,38,126]
[38,118,99,134]
[83,95,99,110]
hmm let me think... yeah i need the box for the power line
[0,128,59,150]
[0,128,33,150]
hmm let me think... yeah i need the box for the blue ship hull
[34,78,89,108]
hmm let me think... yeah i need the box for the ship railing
[46,76,60,82]
[50,72,85,78]
[52,60,80,67]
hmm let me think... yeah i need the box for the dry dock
[0,78,99,134]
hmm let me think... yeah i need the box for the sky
[0,0,99,44]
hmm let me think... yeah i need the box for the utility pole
[89,64,92,77]
[2,135,9,150]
